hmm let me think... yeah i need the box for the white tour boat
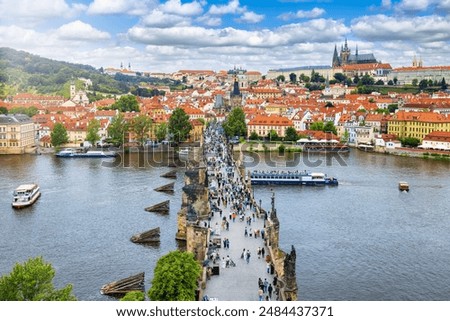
[12,184,41,209]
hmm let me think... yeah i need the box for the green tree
[284,126,298,142]
[412,79,418,86]
[120,291,145,301]
[131,115,152,146]
[148,250,201,301]
[360,74,375,86]
[155,122,168,142]
[299,73,310,83]
[111,95,139,112]
[388,104,398,113]
[323,121,337,135]
[276,75,285,82]
[289,73,297,84]
[0,257,76,301]
[50,122,69,147]
[86,119,101,145]
[375,79,384,85]
[107,113,128,145]
[0,106,7,115]
[267,129,280,141]
[387,80,394,86]
[400,137,420,147]
[249,131,259,140]
[333,73,346,83]
[309,121,324,131]
[169,108,192,142]
[441,77,448,90]
[222,107,246,138]
[419,79,428,90]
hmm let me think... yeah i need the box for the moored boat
[55,148,117,158]
[399,181,409,191]
[12,184,41,208]
[249,170,338,186]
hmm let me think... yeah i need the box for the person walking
[268,283,273,299]
[246,250,251,264]
[258,288,264,301]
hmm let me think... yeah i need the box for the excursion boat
[55,148,117,158]
[249,170,338,186]
[12,184,41,208]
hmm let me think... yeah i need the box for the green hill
[0,47,175,99]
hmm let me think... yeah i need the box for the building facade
[0,114,36,154]
[387,111,450,141]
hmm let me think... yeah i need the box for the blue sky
[1,0,450,73]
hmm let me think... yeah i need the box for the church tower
[332,44,340,68]
[340,38,351,65]
[70,81,76,100]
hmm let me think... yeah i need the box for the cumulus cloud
[196,15,222,27]
[159,0,204,16]
[87,0,157,16]
[128,19,348,48]
[0,0,86,25]
[237,11,265,24]
[208,0,244,15]
[278,7,325,21]
[395,0,435,12]
[56,20,111,41]
[352,14,450,42]
[142,9,191,27]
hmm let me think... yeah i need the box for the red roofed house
[247,114,294,138]
[420,131,450,150]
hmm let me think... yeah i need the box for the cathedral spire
[332,44,339,67]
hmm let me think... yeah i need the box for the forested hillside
[0,47,175,99]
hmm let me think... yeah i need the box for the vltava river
[1,149,449,300]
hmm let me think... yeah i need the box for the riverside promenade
[200,125,278,301]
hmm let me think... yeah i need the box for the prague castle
[332,39,378,67]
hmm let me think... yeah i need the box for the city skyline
[1,0,450,73]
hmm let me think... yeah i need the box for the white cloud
[159,0,204,16]
[381,0,392,9]
[56,20,111,41]
[296,7,326,18]
[395,0,435,12]
[87,0,157,16]
[0,0,86,25]
[278,7,325,21]
[196,15,222,27]
[208,0,244,15]
[142,9,191,28]
[237,11,265,24]
[352,14,450,42]
[128,19,349,48]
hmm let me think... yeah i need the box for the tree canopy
[222,107,247,138]
[148,250,201,301]
[50,122,69,147]
[0,257,76,301]
[107,113,128,145]
[131,115,152,146]
[155,122,168,142]
[110,95,140,112]
[284,126,299,142]
[168,108,192,142]
[86,118,101,145]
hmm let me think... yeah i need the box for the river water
[1,149,449,300]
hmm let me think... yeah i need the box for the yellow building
[0,114,36,154]
[388,111,450,141]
